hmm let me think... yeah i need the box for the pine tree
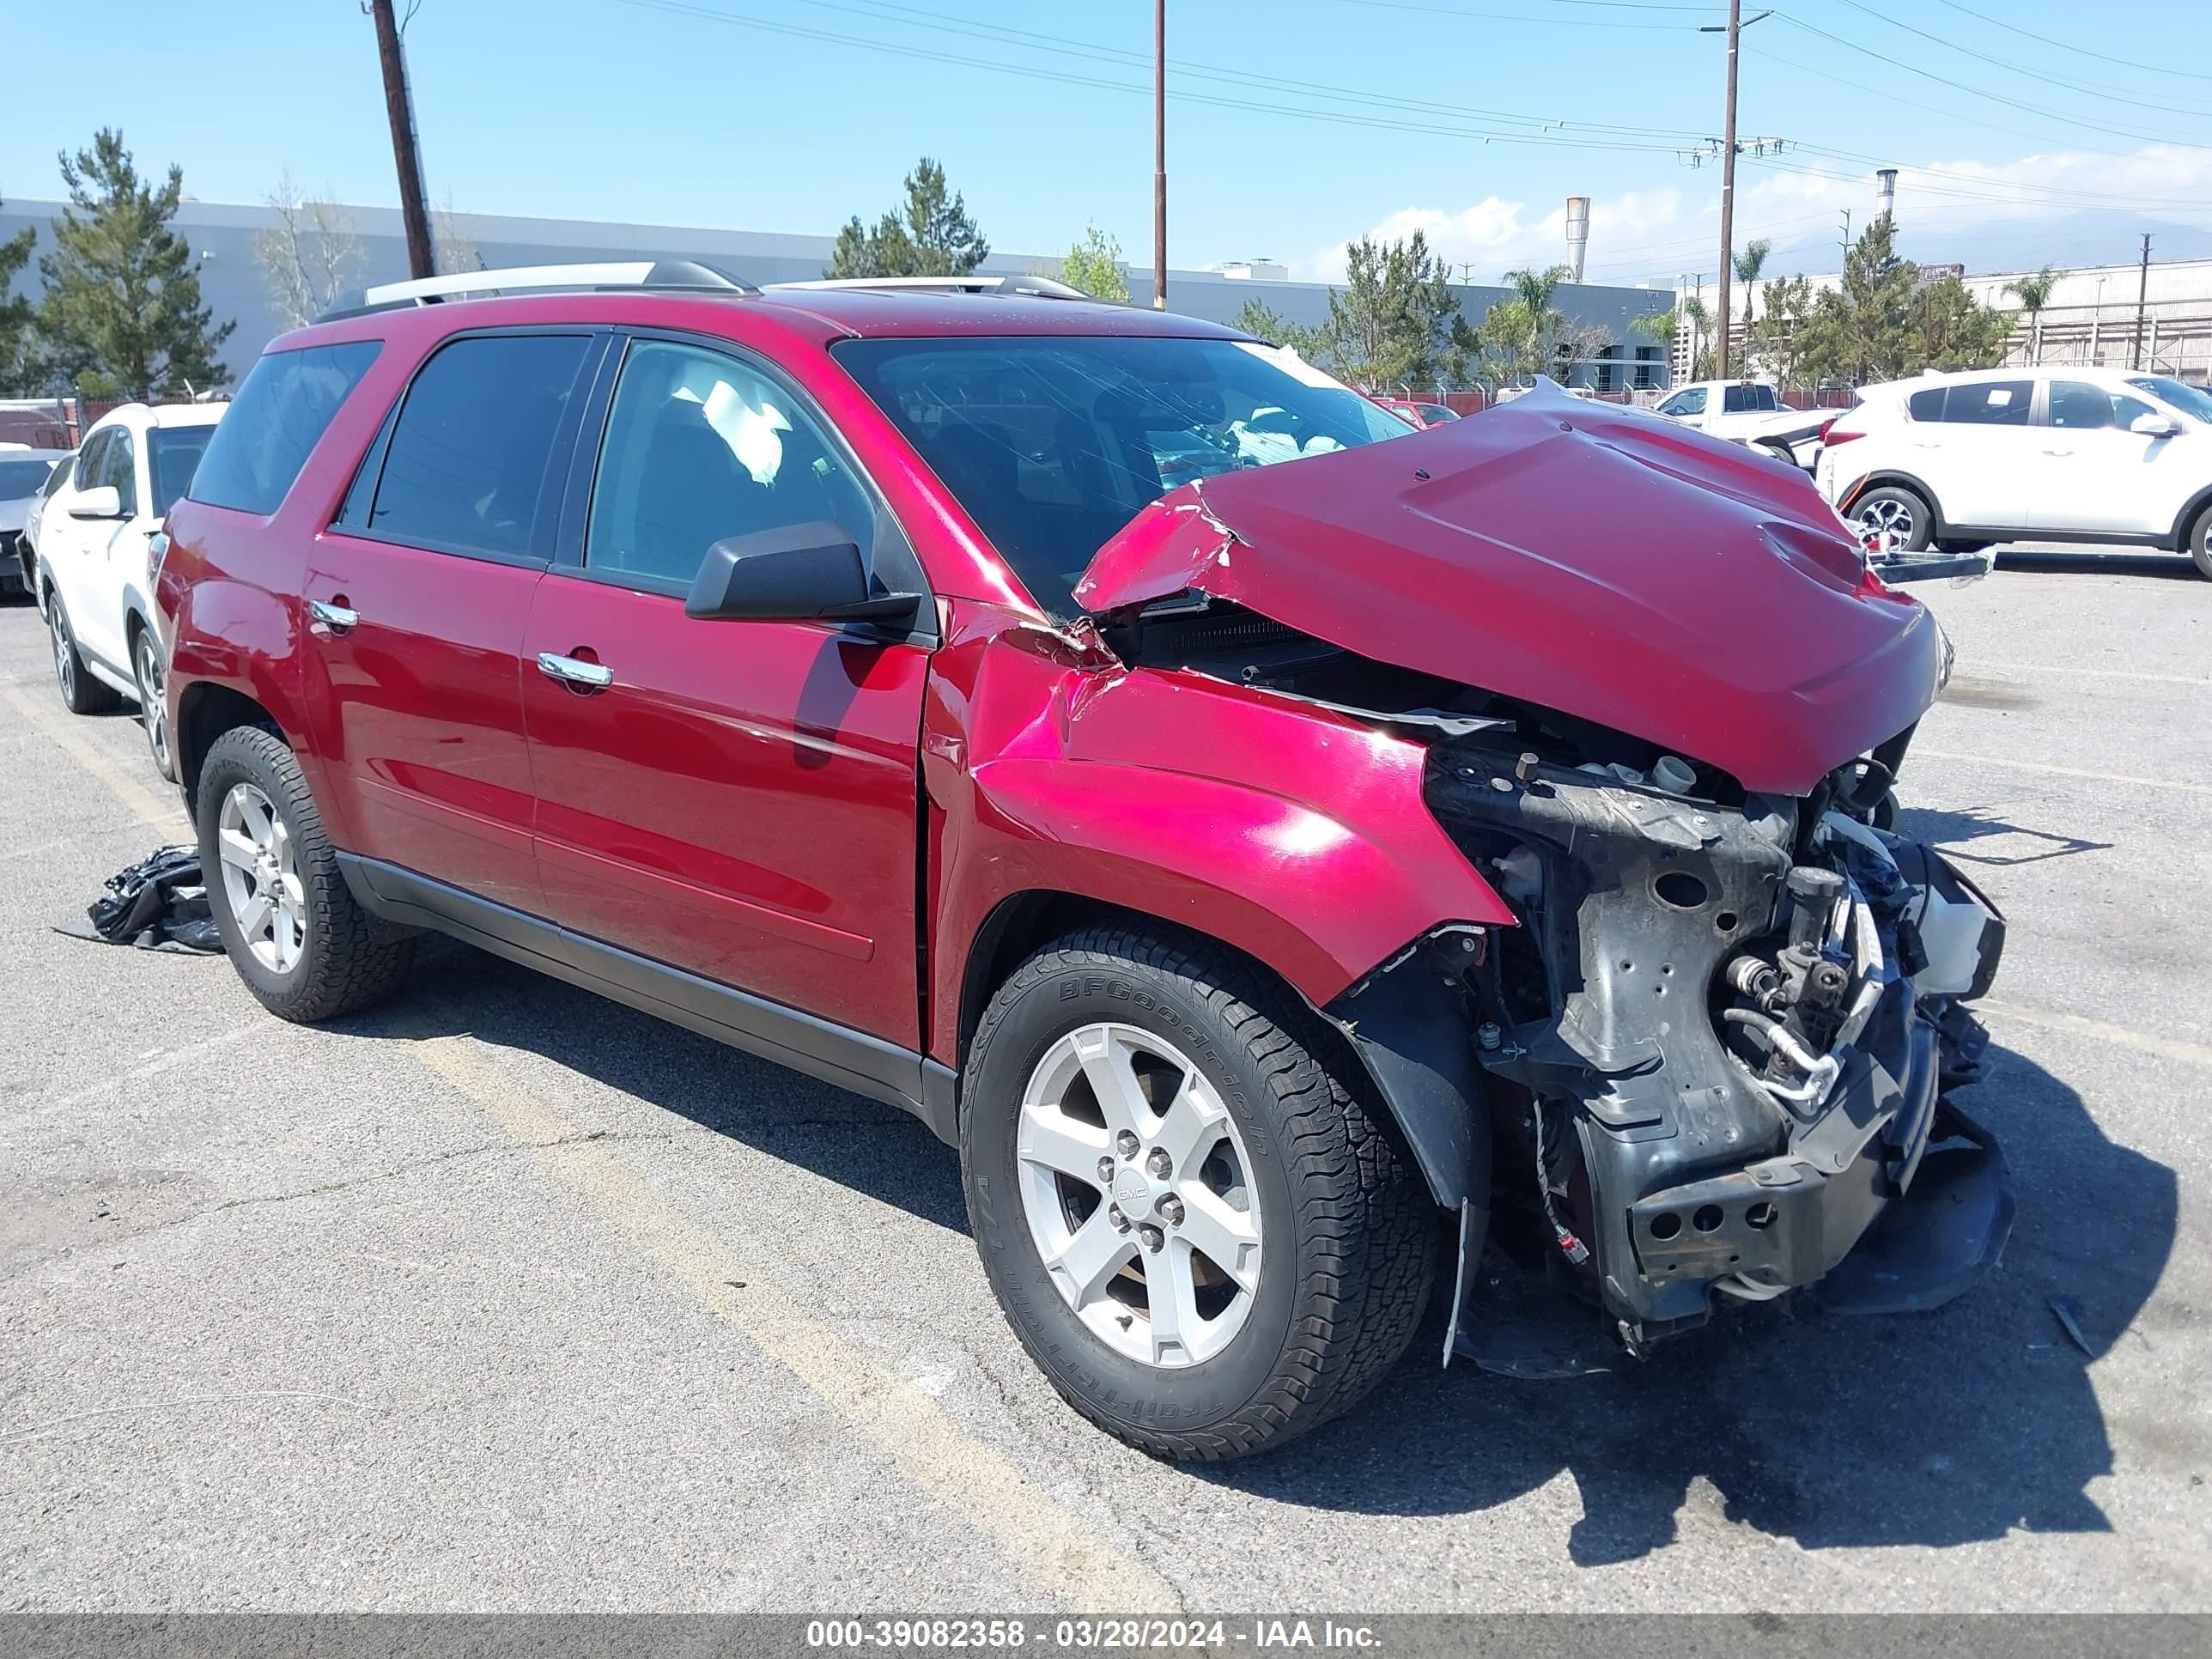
[1317,232,1459,390]
[824,158,989,279]
[38,129,233,398]
[0,198,36,394]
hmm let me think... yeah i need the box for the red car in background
[155,264,2008,1460]
[1371,395,1460,428]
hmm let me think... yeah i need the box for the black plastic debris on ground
[75,846,224,954]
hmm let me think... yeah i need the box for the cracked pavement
[3,545,2209,1613]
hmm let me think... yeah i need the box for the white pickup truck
[1652,379,1832,468]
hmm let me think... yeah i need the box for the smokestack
[1875,168,1898,224]
[1565,197,1590,283]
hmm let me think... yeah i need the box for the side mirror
[2130,412,2181,439]
[684,521,921,628]
[68,484,124,520]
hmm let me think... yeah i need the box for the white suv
[1817,367,2212,577]
[33,402,226,776]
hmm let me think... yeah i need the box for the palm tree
[1733,238,1771,368]
[1503,264,1570,375]
[2004,264,2062,364]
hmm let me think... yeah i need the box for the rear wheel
[2189,505,2212,580]
[47,590,121,715]
[962,923,1435,1460]
[197,725,415,1022]
[1851,485,1934,554]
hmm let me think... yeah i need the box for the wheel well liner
[176,682,281,814]
[957,889,1478,1208]
[2168,485,2212,550]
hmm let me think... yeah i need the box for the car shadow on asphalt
[1991,550,2197,580]
[1895,803,2113,869]
[337,942,2174,1565]
[1194,1037,2177,1564]
[342,937,974,1236]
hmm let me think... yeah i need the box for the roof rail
[317,259,756,321]
[765,275,1094,301]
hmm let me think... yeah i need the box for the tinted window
[100,429,138,515]
[191,342,380,515]
[148,427,216,514]
[369,333,591,558]
[0,457,53,497]
[1907,386,1946,422]
[2127,375,2212,423]
[1722,384,1777,412]
[2046,381,2159,431]
[836,335,1410,616]
[586,339,878,589]
[73,432,110,493]
[1943,381,2032,426]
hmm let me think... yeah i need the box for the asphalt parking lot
[3,545,2208,1614]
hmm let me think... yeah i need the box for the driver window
[2047,382,2117,429]
[585,339,875,589]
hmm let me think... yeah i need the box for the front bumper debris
[1426,738,2009,1343]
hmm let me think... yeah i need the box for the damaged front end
[1418,726,2013,1350]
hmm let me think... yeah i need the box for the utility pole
[2131,231,2152,371]
[1702,5,1771,379]
[1152,0,1168,310]
[369,0,435,282]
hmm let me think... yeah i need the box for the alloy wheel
[50,604,74,702]
[135,632,170,775]
[1015,1022,1262,1368]
[216,781,306,974]
[1856,497,1916,547]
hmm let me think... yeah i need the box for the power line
[612,0,1703,152]
[1744,44,2119,155]
[1924,0,2212,85]
[1328,0,1707,26]
[1769,13,2212,152]
[1811,0,2212,118]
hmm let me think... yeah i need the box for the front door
[301,329,602,915]
[2031,380,2187,536]
[521,334,932,1048]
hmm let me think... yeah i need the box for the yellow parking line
[1914,749,2212,800]
[1978,1000,2212,1072]
[413,1035,1183,1614]
[0,683,187,831]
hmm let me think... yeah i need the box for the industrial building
[0,196,1673,395]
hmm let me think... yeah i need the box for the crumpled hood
[1073,385,1941,796]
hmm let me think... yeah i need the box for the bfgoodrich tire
[963,923,1435,1460]
[196,725,415,1022]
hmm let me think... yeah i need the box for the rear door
[304,328,605,915]
[1912,378,2034,532]
[520,331,933,1048]
[2031,380,2180,535]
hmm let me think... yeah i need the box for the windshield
[0,457,56,497]
[149,426,217,516]
[2126,376,2212,424]
[835,334,1412,615]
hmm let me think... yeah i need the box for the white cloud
[1304,143,2212,289]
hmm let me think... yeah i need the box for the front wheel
[963,924,1435,1460]
[1851,485,1935,554]
[132,626,177,782]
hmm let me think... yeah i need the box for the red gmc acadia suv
[158,264,2010,1459]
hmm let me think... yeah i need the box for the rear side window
[189,340,381,515]
[1940,381,2032,426]
[368,333,592,560]
[1907,386,1946,422]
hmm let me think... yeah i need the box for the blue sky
[9,0,2212,284]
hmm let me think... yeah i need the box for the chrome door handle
[307,599,359,633]
[537,651,613,690]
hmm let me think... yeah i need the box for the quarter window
[100,429,138,516]
[191,340,381,515]
[368,333,592,559]
[584,338,877,589]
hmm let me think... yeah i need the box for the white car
[1817,367,2212,578]
[1651,378,1837,468]
[33,402,226,777]
[1,448,68,600]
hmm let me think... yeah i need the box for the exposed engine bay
[1103,594,2014,1357]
